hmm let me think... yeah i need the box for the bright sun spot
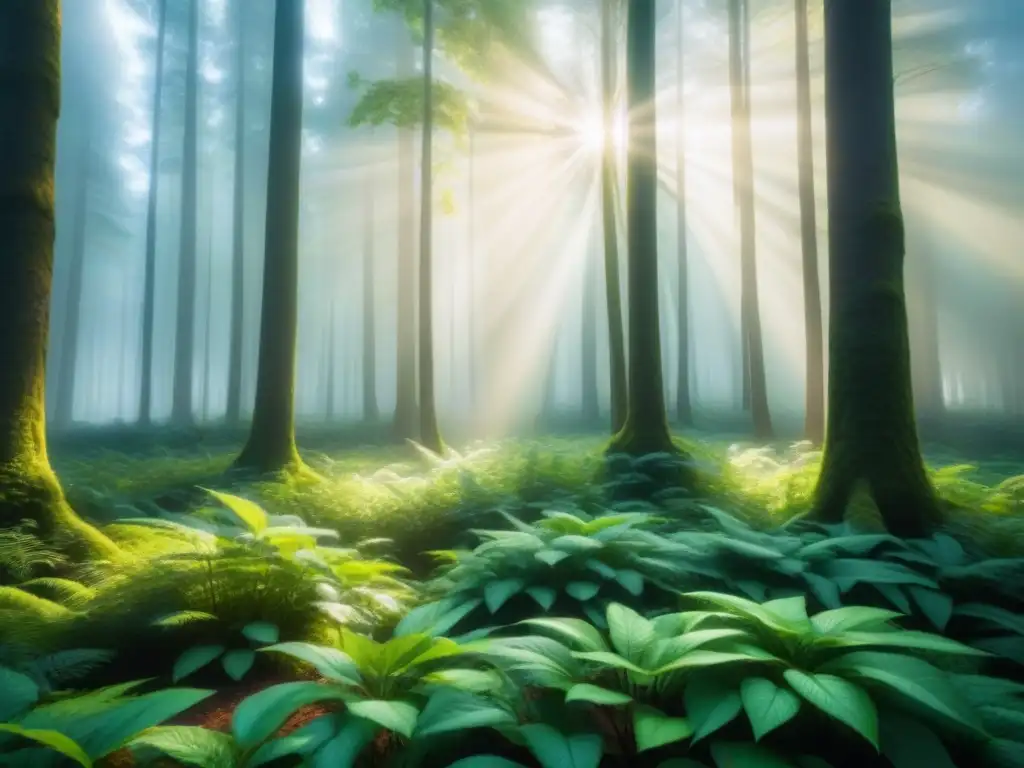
[576,111,626,152]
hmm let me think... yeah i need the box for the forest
[0,0,1022,766]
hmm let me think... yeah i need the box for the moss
[0,585,73,620]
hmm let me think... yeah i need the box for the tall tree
[0,0,119,557]
[233,0,306,474]
[607,0,677,456]
[139,0,168,426]
[171,0,201,426]
[728,0,772,439]
[599,0,628,433]
[417,0,443,453]
[225,0,247,425]
[674,0,692,426]
[795,0,824,444]
[812,0,940,537]
[581,237,600,423]
[362,164,380,421]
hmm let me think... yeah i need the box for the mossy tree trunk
[226,0,247,425]
[171,0,200,427]
[728,0,773,440]
[674,0,693,427]
[607,0,679,457]
[812,0,940,538]
[138,0,168,427]
[600,0,628,435]
[795,0,824,445]
[394,26,419,441]
[417,0,443,454]
[0,0,119,559]
[362,163,379,422]
[233,0,305,475]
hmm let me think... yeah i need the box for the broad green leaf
[740,677,801,741]
[907,588,953,631]
[151,611,219,628]
[710,741,797,768]
[565,683,632,706]
[242,621,280,645]
[811,606,903,635]
[685,676,742,742]
[654,649,767,676]
[422,668,503,693]
[248,714,339,766]
[822,559,936,591]
[519,617,608,652]
[954,603,1024,635]
[526,586,557,611]
[172,645,225,682]
[519,723,603,768]
[973,636,1024,665]
[222,649,256,682]
[585,559,617,579]
[127,726,235,768]
[615,569,645,596]
[447,758,530,768]
[348,699,418,738]
[799,534,896,559]
[682,592,797,634]
[308,715,378,768]
[0,724,91,767]
[204,488,268,533]
[565,581,600,601]
[232,681,352,749]
[607,603,655,662]
[415,689,515,737]
[803,573,841,609]
[550,535,603,553]
[259,642,360,684]
[782,670,878,748]
[827,630,989,656]
[633,706,693,752]
[0,667,40,720]
[394,597,483,637]
[535,549,571,566]
[879,709,957,768]
[572,651,649,675]
[875,583,912,613]
[762,596,811,630]
[484,579,526,614]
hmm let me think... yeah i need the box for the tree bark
[600,0,628,434]
[417,0,443,453]
[362,164,379,421]
[812,0,940,537]
[171,0,200,426]
[0,0,119,558]
[607,0,679,457]
[226,0,247,425]
[674,0,693,426]
[581,235,600,423]
[795,0,825,444]
[233,0,305,475]
[393,26,419,440]
[729,0,773,439]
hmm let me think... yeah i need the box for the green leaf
[879,709,957,768]
[484,579,526,614]
[710,741,797,768]
[762,596,812,630]
[127,726,235,768]
[682,591,797,634]
[565,582,600,601]
[520,617,608,652]
[907,588,953,631]
[203,488,268,533]
[242,621,280,645]
[347,699,418,738]
[447,758,529,768]
[564,683,632,706]
[259,642,361,684]
[151,610,219,628]
[550,535,603,553]
[782,669,878,748]
[232,681,352,749]
[606,603,655,662]
[526,586,557,611]
[799,534,896,559]
[0,724,91,767]
[811,606,902,634]
[685,676,742,742]
[821,559,937,591]
[308,715,377,768]
[740,677,801,741]
[222,649,256,682]
[415,689,515,737]
[875,583,912,613]
[0,667,40,720]
[973,636,1024,665]
[954,603,1024,635]
[519,723,603,768]
[393,597,483,637]
[172,645,225,682]
[535,549,571,566]
[615,569,645,596]
[247,714,338,765]
[633,705,694,752]
[654,649,767,675]
[572,651,649,675]
[803,573,841,609]
[585,559,617,579]
[827,630,989,656]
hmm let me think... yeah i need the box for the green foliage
[0,521,66,583]
[347,75,471,135]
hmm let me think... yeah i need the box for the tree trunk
[362,164,379,421]
[674,0,693,426]
[417,0,443,453]
[202,215,214,421]
[226,0,247,425]
[466,124,477,412]
[600,0,628,434]
[171,0,200,426]
[729,0,773,439]
[795,0,824,444]
[232,0,305,475]
[581,236,600,423]
[54,110,92,430]
[138,0,168,427]
[906,224,944,419]
[812,0,940,537]
[0,0,119,558]
[607,0,678,457]
[394,26,419,440]
[326,298,336,420]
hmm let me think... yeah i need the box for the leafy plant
[152,614,281,683]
